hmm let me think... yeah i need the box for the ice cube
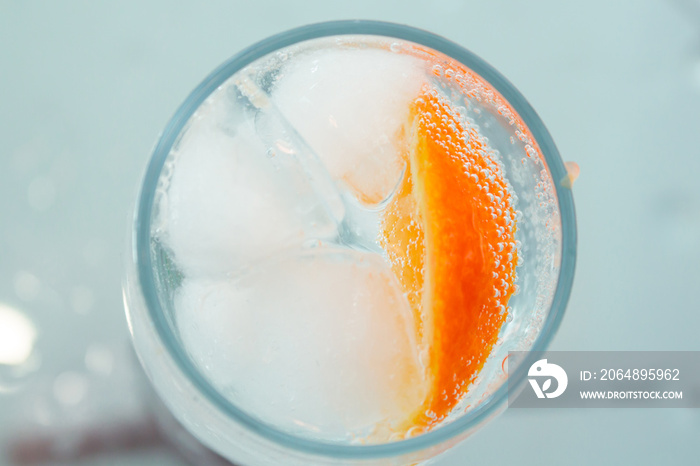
[175,247,428,441]
[160,103,310,277]
[272,48,426,205]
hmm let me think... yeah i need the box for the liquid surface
[157,39,520,443]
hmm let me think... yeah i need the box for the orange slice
[380,83,518,430]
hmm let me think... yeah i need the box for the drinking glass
[123,20,576,466]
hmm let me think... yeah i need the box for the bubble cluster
[416,84,517,335]
[379,80,518,428]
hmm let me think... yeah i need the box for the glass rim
[134,19,577,459]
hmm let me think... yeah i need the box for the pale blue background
[1,1,699,465]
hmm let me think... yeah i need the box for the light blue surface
[1,1,699,465]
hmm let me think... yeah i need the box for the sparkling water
[150,37,542,443]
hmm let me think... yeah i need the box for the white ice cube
[176,247,427,441]
[272,48,426,205]
[160,100,310,277]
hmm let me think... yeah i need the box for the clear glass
[123,20,576,465]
